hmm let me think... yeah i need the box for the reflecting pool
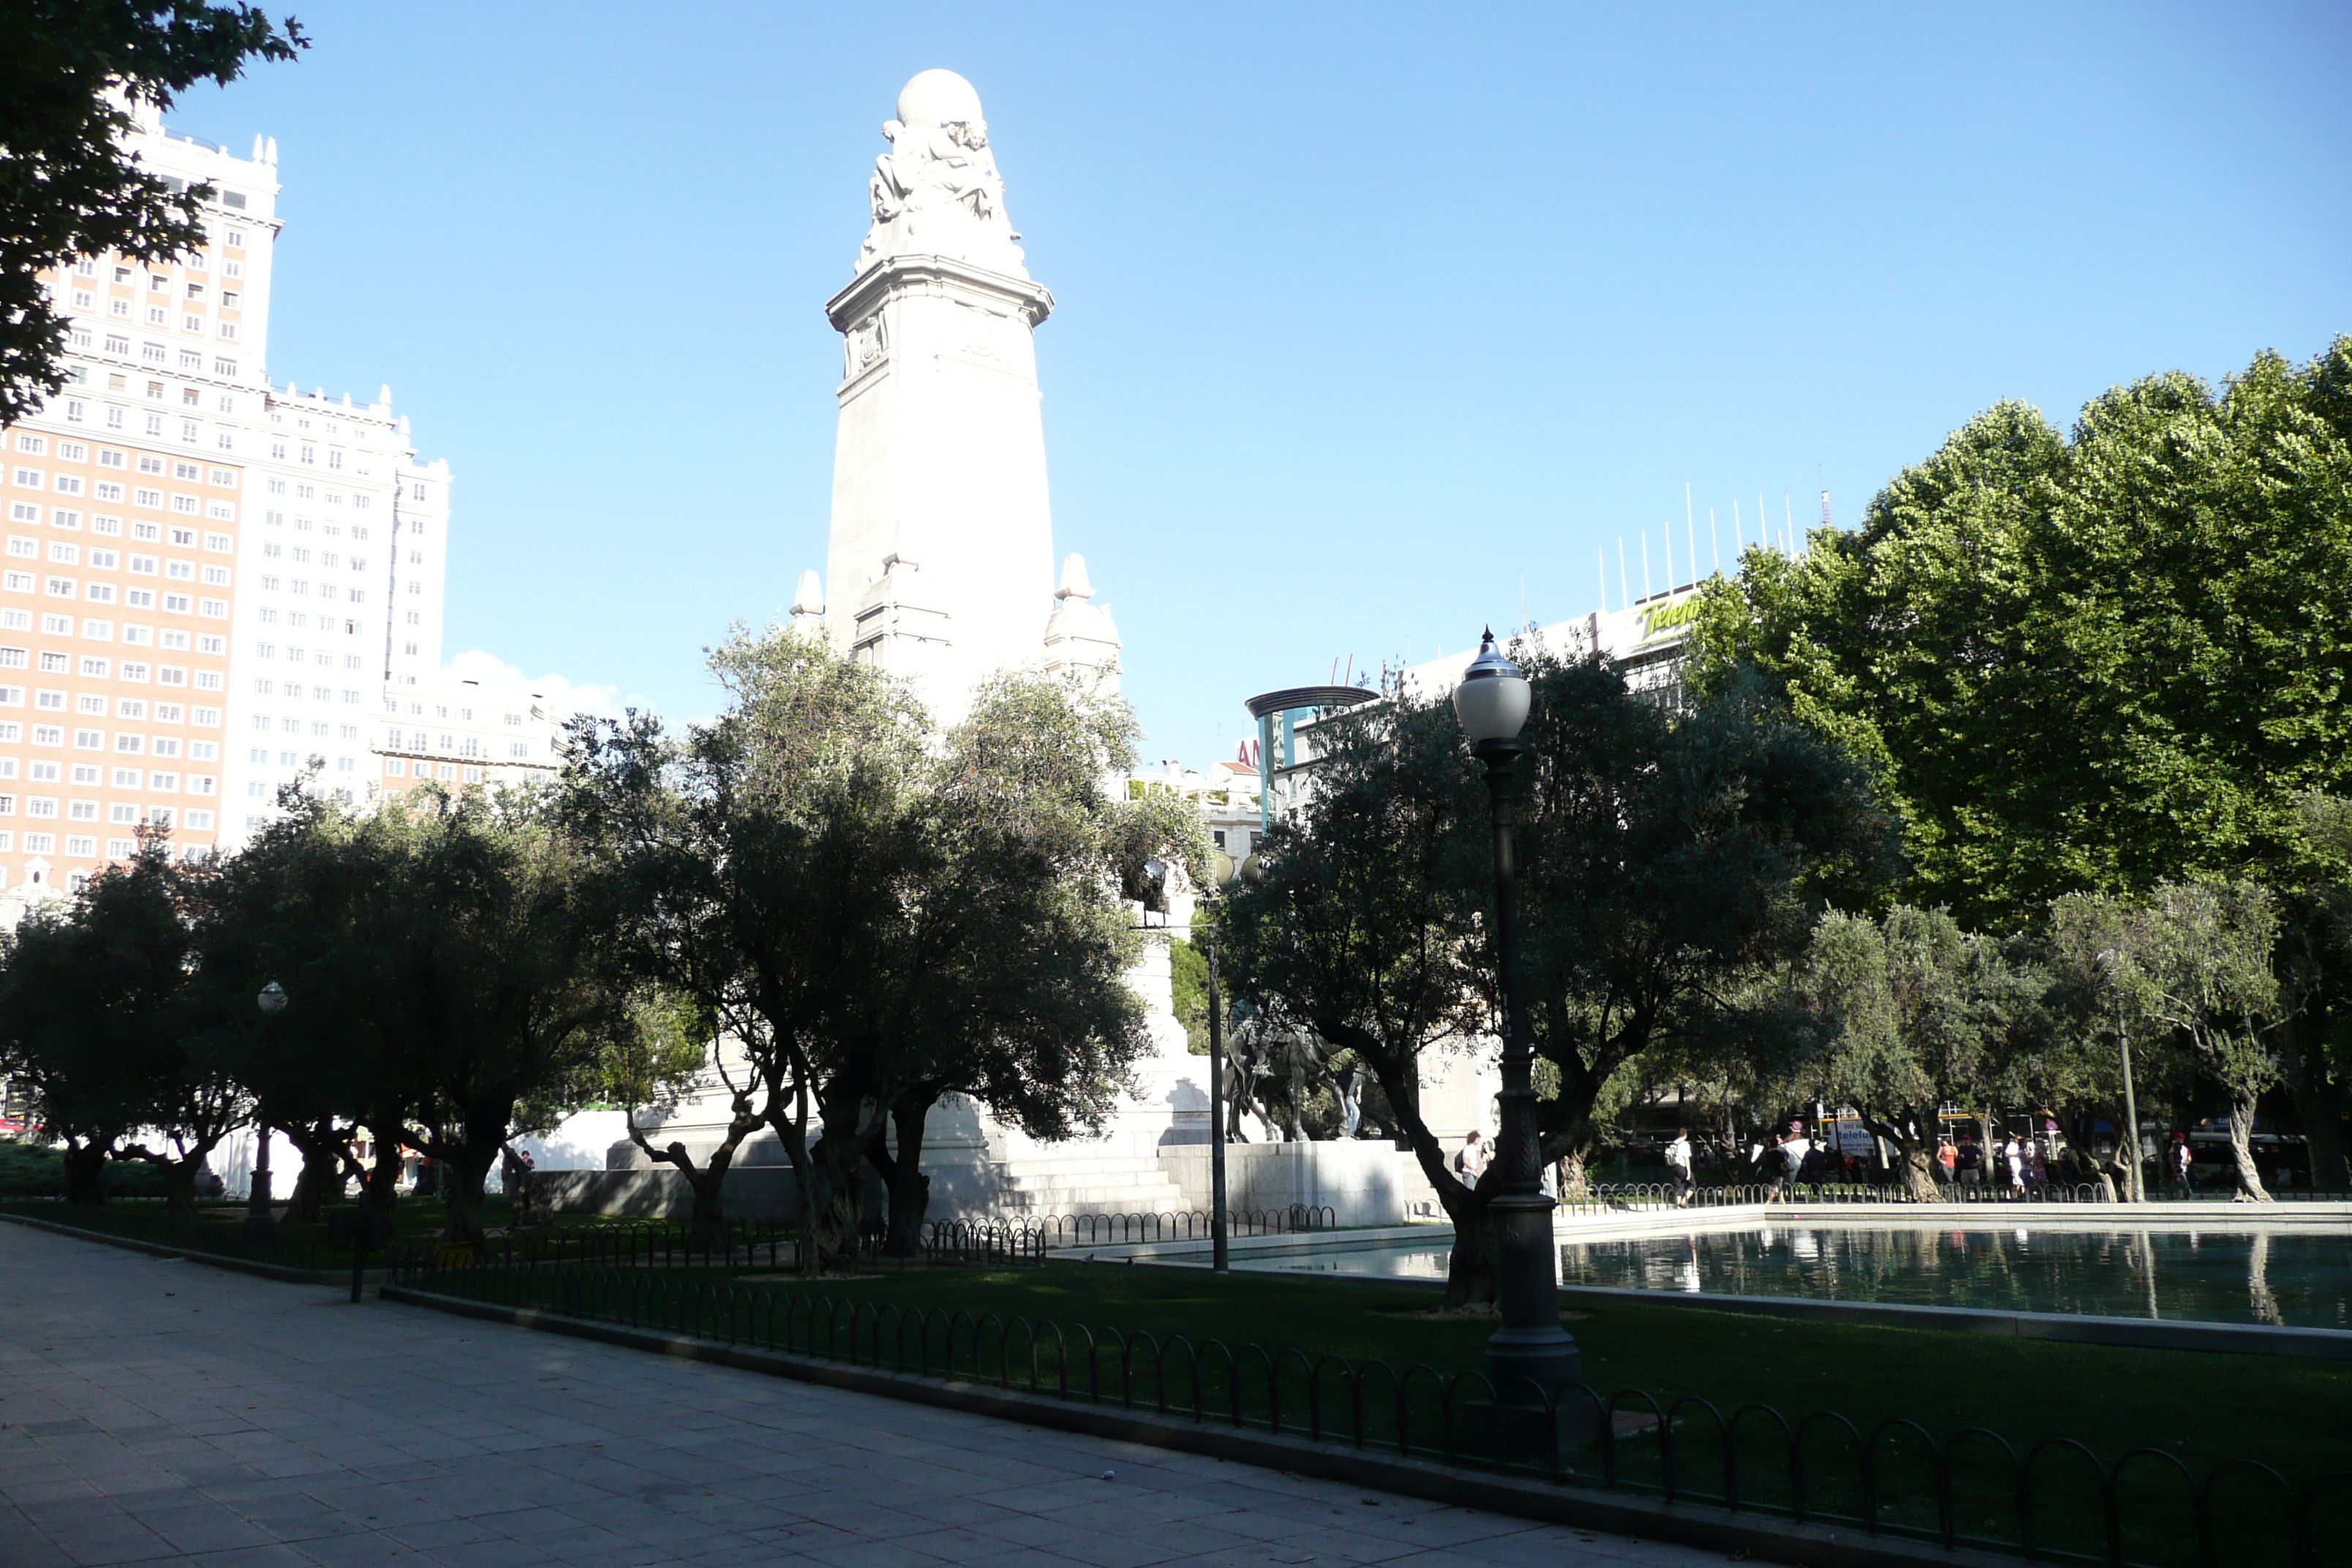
[1213,1224,2352,1329]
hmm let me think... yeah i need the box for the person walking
[1777,1122,1812,1199]
[1455,1130,1490,1191]
[1796,1141,1828,1196]
[1667,1128,1695,1207]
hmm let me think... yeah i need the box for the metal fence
[1585,1179,2352,1209]
[946,1205,1339,1250]
[450,1206,1341,1275]
[385,1248,2348,1568]
[1567,1182,2118,1211]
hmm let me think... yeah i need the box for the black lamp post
[1202,856,1248,1273]
[1452,630,1582,1401]
[1138,857,1230,1270]
[245,981,287,1241]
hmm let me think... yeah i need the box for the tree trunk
[2225,1091,2272,1201]
[679,1161,731,1249]
[1556,1144,1591,1202]
[1855,1112,1942,1202]
[63,1141,108,1205]
[437,1099,521,1243]
[121,1142,211,1218]
[160,1156,201,1218]
[1441,1193,1501,1309]
[1891,1137,1944,1202]
[437,1142,500,1243]
[2283,1006,2351,1190]
[800,1128,870,1274]
[363,1123,403,1215]
[288,1123,344,1222]
[867,1095,932,1259]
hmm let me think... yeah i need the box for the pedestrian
[1777,1121,1812,1199]
[1667,1128,1695,1207]
[1455,1130,1489,1191]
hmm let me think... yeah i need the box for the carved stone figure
[858,68,1028,279]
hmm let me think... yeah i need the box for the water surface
[1214,1224,2352,1329]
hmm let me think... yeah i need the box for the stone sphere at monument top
[897,67,985,129]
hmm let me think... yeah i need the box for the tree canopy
[1688,339,2352,925]
[563,628,1176,1262]
[1224,649,1892,1302]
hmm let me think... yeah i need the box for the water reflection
[1218,1224,2352,1330]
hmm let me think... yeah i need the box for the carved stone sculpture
[857,68,1028,279]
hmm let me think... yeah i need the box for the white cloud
[442,647,640,727]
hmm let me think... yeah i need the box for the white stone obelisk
[818,69,1057,719]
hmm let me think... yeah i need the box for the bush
[0,1139,168,1198]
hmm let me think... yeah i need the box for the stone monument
[545,72,1435,1232]
[806,68,1062,719]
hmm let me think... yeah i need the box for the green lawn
[682,1259,2348,1484]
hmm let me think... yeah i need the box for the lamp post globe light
[244,982,288,1240]
[1451,630,1582,1401]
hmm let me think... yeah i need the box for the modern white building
[374,664,567,798]
[226,385,456,827]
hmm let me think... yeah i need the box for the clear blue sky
[174,2,2352,768]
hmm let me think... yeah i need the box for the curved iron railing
[384,1247,2345,1567]
[1567,1181,2151,1210]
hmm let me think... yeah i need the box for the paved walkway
[0,1226,1714,1568]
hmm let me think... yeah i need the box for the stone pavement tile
[950,1550,1100,1568]
[949,1511,1109,1551]
[539,1543,675,1568]
[504,1522,639,1559]
[223,1500,366,1545]
[1041,1529,1198,1568]
[173,1545,320,1568]
[426,1540,559,1568]
[38,1520,181,1567]
[788,1498,954,1542]
[136,1504,279,1556]
[287,1529,420,1568]
[1046,1488,1228,1526]
[707,1470,827,1507]
[386,1518,509,1551]
[797,1541,956,1568]
[7,1474,101,1505]
[886,1495,1025,1531]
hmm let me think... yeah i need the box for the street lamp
[246,981,289,1240]
[1201,856,1243,1273]
[2095,949,2144,1202]
[1452,630,1581,1402]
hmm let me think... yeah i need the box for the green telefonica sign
[1638,592,1701,642]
